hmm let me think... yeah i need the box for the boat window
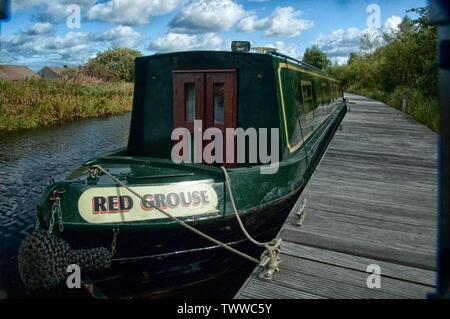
[185,82,196,122]
[214,83,225,124]
[302,83,312,100]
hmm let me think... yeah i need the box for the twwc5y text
[177,303,272,316]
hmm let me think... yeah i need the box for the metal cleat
[258,239,282,282]
[294,198,307,227]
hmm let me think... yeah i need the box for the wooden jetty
[235,93,438,299]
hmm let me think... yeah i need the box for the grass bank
[347,86,439,133]
[0,79,134,131]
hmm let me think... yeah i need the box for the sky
[0,0,428,72]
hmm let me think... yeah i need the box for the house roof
[0,65,40,80]
[39,66,67,76]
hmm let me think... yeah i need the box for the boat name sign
[77,183,219,223]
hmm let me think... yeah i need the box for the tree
[347,52,359,65]
[302,45,332,70]
[359,30,381,54]
[87,47,142,82]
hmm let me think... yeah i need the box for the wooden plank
[299,197,437,232]
[283,213,435,251]
[280,242,436,287]
[261,266,403,299]
[303,191,437,219]
[320,150,437,170]
[278,254,432,298]
[286,208,436,239]
[313,167,437,189]
[280,228,435,270]
[304,184,437,211]
[307,178,437,202]
[238,277,325,299]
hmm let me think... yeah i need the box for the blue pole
[0,0,11,62]
[429,0,450,299]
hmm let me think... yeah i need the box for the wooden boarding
[235,93,438,299]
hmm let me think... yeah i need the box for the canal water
[0,113,254,298]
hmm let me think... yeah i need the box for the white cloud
[13,0,97,22]
[310,15,402,65]
[1,23,92,67]
[86,0,186,26]
[13,0,95,11]
[169,0,247,34]
[262,41,302,59]
[236,6,314,38]
[333,56,349,65]
[96,25,145,48]
[312,27,363,59]
[384,15,402,33]
[25,22,54,35]
[148,32,223,52]
[237,15,265,33]
[1,22,146,70]
[12,0,45,11]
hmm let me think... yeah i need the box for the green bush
[87,47,142,82]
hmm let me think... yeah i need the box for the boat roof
[145,49,337,81]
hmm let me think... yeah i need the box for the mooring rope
[89,164,261,264]
[220,166,281,249]
[220,166,282,277]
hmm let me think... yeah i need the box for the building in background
[0,65,40,80]
[37,66,68,80]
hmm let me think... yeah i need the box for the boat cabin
[127,48,342,168]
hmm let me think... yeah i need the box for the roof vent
[231,41,251,52]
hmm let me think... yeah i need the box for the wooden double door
[173,69,237,167]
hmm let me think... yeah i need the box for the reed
[0,78,133,131]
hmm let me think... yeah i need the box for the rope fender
[18,229,112,291]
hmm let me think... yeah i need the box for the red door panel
[173,69,237,168]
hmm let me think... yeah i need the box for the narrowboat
[19,43,346,297]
